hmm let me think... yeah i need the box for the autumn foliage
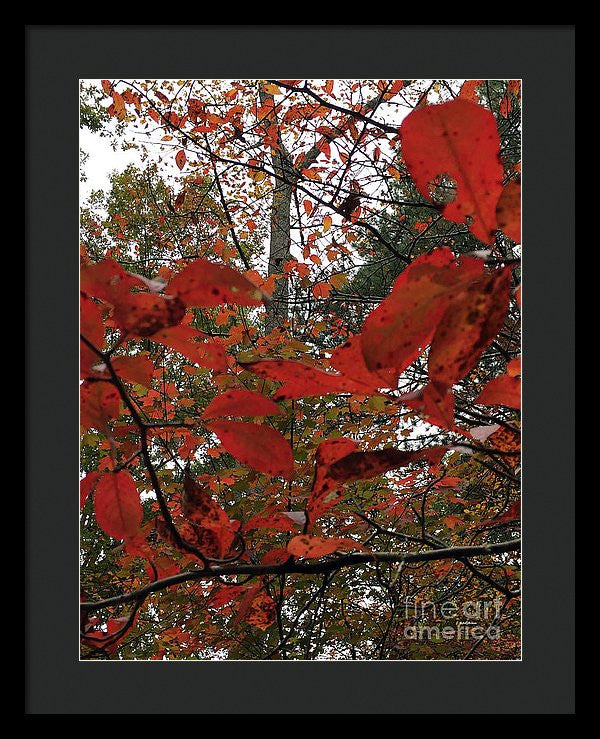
[80,79,521,660]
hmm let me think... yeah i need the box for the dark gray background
[26,25,575,714]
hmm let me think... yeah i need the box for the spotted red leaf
[112,293,186,337]
[360,248,484,373]
[168,259,270,307]
[207,420,294,479]
[428,266,513,387]
[476,375,521,409]
[202,389,283,419]
[181,473,237,558]
[245,592,277,630]
[327,446,448,484]
[401,99,503,244]
[288,535,368,559]
[175,150,186,170]
[94,470,143,540]
[80,381,120,431]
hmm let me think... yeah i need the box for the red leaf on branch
[168,259,271,307]
[306,438,360,525]
[80,472,101,510]
[402,381,460,432]
[181,472,237,558]
[496,180,521,243]
[175,150,186,170]
[80,294,104,376]
[112,355,154,387]
[207,420,294,479]
[80,381,120,431]
[112,293,186,337]
[246,592,277,630]
[240,359,380,401]
[94,470,143,540]
[327,446,448,484]
[288,535,368,559]
[80,259,144,305]
[428,266,513,387]
[401,99,503,244]
[151,325,227,372]
[476,375,521,409]
[360,248,484,374]
[202,389,283,419]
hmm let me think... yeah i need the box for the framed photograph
[26,25,575,714]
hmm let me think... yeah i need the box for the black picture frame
[26,25,575,714]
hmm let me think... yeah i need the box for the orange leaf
[175,150,186,170]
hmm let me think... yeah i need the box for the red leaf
[181,472,237,558]
[112,293,186,337]
[151,325,227,372]
[288,535,368,559]
[175,150,186,170]
[202,389,283,419]
[240,359,378,401]
[207,420,294,479]
[80,472,101,510]
[329,336,398,389]
[360,248,484,373]
[327,446,448,484]
[168,259,270,307]
[401,99,503,244]
[496,180,521,243]
[80,381,120,431]
[94,470,143,540]
[476,375,521,409]
[80,294,104,376]
[403,381,457,431]
[306,438,360,525]
[428,266,513,387]
[112,355,154,387]
[244,509,300,533]
[80,259,144,304]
